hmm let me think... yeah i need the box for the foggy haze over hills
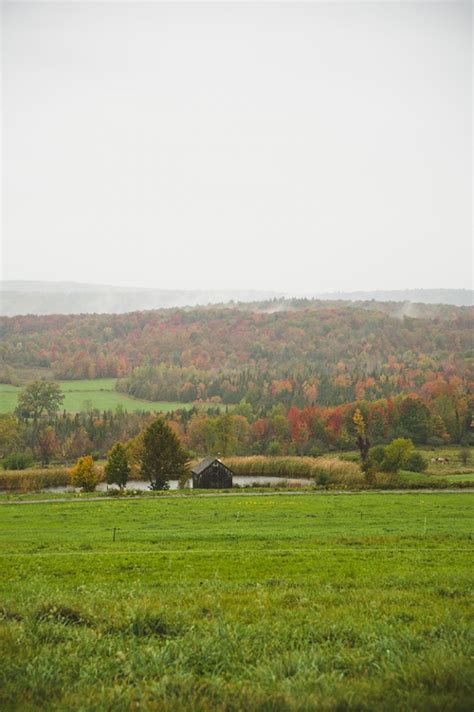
[2,4,472,312]
[3,2,472,294]
[0,281,471,316]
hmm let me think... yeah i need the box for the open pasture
[0,379,198,414]
[0,492,472,711]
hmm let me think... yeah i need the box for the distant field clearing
[0,379,202,414]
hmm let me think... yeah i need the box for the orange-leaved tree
[70,455,99,492]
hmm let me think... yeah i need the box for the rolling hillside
[1,300,472,408]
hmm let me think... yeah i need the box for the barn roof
[191,456,233,475]
[191,456,221,475]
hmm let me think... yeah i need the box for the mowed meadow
[0,492,472,711]
[0,379,198,415]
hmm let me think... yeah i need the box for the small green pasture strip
[0,378,199,413]
[443,472,474,482]
[57,379,118,391]
[0,385,20,413]
[0,383,19,392]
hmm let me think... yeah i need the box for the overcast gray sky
[2,1,472,292]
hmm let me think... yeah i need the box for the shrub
[381,438,414,473]
[70,456,99,492]
[402,450,428,473]
[313,468,330,485]
[365,439,418,476]
[2,452,34,470]
[365,445,386,474]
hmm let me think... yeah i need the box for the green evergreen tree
[399,397,430,443]
[105,442,130,489]
[140,419,189,490]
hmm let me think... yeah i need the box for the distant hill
[0,281,472,316]
[309,289,473,307]
[0,282,284,316]
[1,300,472,408]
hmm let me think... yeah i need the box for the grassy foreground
[0,493,473,711]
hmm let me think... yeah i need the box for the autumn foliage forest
[0,300,473,460]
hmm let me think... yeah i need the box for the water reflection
[41,475,313,494]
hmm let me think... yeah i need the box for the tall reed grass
[0,467,104,493]
[222,456,364,486]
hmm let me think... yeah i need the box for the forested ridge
[1,301,473,458]
[0,301,472,409]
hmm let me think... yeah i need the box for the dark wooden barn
[191,457,234,489]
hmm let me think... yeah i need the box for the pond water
[41,475,313,494]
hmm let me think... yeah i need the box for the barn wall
[193,463,233,489]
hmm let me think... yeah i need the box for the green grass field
[0,379,199,414]
[0,492,472,711]
[0,384,19,413]
[441,472,474,483]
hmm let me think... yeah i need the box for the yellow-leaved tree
[70,455,99,492]
[352,408,370,477]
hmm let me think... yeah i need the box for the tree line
[1,380,472,468]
